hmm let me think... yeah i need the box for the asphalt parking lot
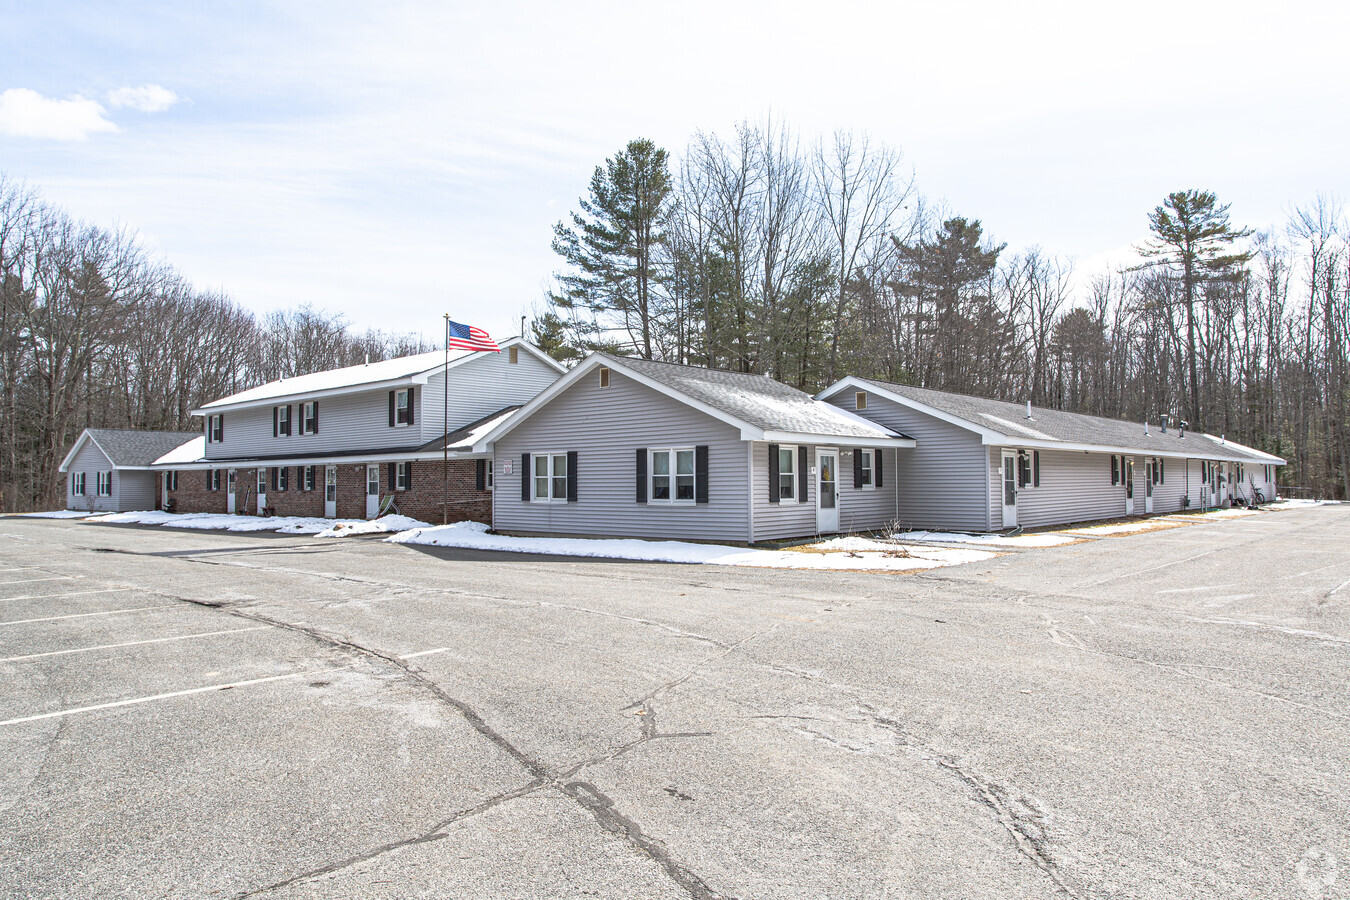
[1,506,1347,900]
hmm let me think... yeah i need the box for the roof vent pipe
[1026,400,1033,419]
[1145,420,1150,435]
[1179,420,1188,438]
[1161,414,1168,434]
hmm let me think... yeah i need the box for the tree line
[0,175,432,512]
[539,124,1349,498]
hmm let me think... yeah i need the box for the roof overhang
[156,449,490,470]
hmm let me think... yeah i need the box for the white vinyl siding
[493,368,747,542]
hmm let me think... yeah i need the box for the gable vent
[599,366,610,388]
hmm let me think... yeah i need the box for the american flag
[446,320,501,352]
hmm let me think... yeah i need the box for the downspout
[747,442,756,544]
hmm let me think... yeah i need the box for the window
[1236,463,1245,483]
[599,366,610,388]
[395,388,412,426]
[857,449,874,488]
[855,391,867,410]
[487,466,494,490]
[509,346,519,364]
[1017,450,1038,488]
[396,461,410,491]
[258,469,267,495]
[1111,455,1120,485]
[779,446,796,501]
[164,471,178,492]
[272,466,288,492]
[1152,457,1165,484]
[207,414,223,443]
[97,471,112,497]
[207,470,220,492]
[1033,450,1041,487]
[650,449,695,503]
[301,401,318,435]
[532,453,569,501]
[274,405,292,437]
[71,472,85,495]
[304,466,316,491]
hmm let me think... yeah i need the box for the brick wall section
[165,459,492,525]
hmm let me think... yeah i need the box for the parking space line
[0,605,180,627]
[0,666,350,726]
[401,647,450,659]
[0,588,135,604]
[0,626,271,662]
[0,577,76,587]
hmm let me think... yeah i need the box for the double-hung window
[272,466,288,492]
[97,471,112,497]
[650,449,695,503]
[71,472,85,495]
[207,470,220,492]
[857,449,874,489]
[778,446,796,501]
[301,401,318,435]
[166,471,179,492]
[533,453,568,502]
[207,414,223,443]
[395,388,412,426]
[303,466,316,491]
[396,462,410,491]
[275,405,291,436]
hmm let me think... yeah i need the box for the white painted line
[0,626,270,662]
[1157,584,1234,595]
[0,605,180,627]
[0,666,348,726]
[0,577,75,587]
[0,588,134,604]
[401,647,450,659]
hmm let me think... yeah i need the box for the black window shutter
[408,387,415,425]
[636,448,647,503]
[389,391,396,427]
[475,459,486,491]
[853,448,863,488]
[206,470,211,490]
[218,416,223,441]
[1159,458,1165,484]
[521,453,530,501]
[695,445,709,503]
[312,401,319,433]
[1033,451,1040,487]
[876,450,884,488]
[286,405,293,436]
[566,450,578,502]
[768,444,780,503]
[1111,455,1119,485]
[273,406,278,437]
[387,462,396,491]
[798,446,808,501]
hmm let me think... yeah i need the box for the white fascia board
[1199,434,1285,464]
[988,436,1282,463]
[760,431,916,448]
[192,374,425,416]
[58,430,93,472]
[157,450,489,470]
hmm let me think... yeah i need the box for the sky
[1,1,1346,344]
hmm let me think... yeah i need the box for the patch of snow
[19,510,94,519]
[901,530,1080,548]
[1185,508,1260,519]
[1063,520,1167,535]
[153,436,206,465]
[388,522,995,571]
[86,510,430,536]
[1262,499,1334,510]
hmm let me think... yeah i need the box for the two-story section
[162,338,563,523]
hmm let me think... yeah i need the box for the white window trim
[395,388,412,427]
[778,444,798,503]
[301,401,317,435]
[208,414,223,443]
[530,451,569,503]
[72,472,85,495]
[857,448,875,491]
[649,448,697,506]
[97,471,112,497]
[396,461,411,491]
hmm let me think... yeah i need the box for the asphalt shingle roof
[86,429,201,467]
[855,379,1282,463]
[610,356,902,440]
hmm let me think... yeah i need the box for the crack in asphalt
[72,556,733,900]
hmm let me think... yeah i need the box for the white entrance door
[1144,460,1154,514]
[1001,450,1018,528]
[324,465,338,518]
[366,464,380,519]
[162,473,170,509]
[256,469,267,515]
[1124,457,1135,515]
[227,469,236,514]
[816,449,839,533]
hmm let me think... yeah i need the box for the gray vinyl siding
[65,442,154,512]
[749,445,899,540]
[420,351,560,439]
[994,448,1193,529]
[492,368,749,542]
[839,448,900,533]
[829,394,990,532]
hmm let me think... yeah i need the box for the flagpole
[443,313,450,525]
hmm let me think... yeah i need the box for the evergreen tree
[550,139,672,359]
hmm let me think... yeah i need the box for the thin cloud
[106,84,178,113]
[0,88,117,141]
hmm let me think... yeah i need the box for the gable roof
[479,353,913,449]
[60,429,201,472]
[823,377,1285,464]
[192,337,564,414]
